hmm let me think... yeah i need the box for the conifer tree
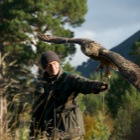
[130,39,140,65]
[0,0,88,136]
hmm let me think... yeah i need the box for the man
[29,50,109,140]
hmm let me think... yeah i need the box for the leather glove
[100,82,109,92]
[94,82,109,94]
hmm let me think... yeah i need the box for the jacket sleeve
[67,74,109,94]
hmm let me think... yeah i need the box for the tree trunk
[0,52,8,139]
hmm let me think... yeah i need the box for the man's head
[41,50,60,77]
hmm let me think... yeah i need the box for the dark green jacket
[30,68,105,139]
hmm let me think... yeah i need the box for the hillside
[76,30,140,78]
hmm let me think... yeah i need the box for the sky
[67,0,140,67]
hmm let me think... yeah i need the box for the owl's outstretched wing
[37,33,140,90]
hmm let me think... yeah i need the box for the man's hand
[100,82,109,92]
[93,81,109,94]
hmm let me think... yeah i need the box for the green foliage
[0,0,87,62]
[79,71,140,139]
[62,61,75,72]
[115,86,140,140]
[114,107,132,140]
[2,1,139,139]
[81,94,105,116]
[18,126,30,140]
[91,111,111,140]
[105,73,132,117]
[0,0,88,83]
[126,109,140,140]
[0,52,34,136]
[130,39,140,65]
[84,114,95,140]
[104,69,140,139]
[77,94,86,112]
[0,0,88,138]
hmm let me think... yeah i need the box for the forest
[0,0,140,140]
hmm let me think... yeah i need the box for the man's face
[45,61,60,77]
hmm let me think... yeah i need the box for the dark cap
[41,50,60,69]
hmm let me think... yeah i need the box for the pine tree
[109,79,140,139]
[0,0,88,138]
[130,39,140,65]
[106,73,132,118]
[91,111,111,140]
